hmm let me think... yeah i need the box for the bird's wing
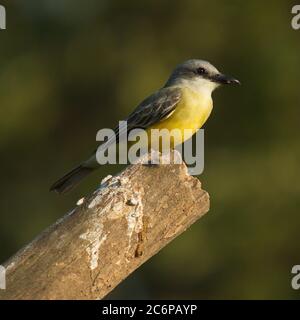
[113,86,182,143]
[86,87,181,167]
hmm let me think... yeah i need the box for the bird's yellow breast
[147,86,213,147]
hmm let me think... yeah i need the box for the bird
[50,59,240,194]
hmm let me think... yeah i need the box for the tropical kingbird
[50,59,240,194]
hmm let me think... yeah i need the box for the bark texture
[0,151,209,300]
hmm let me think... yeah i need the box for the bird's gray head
[165,59,240,93]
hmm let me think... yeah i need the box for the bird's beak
[213,73,241,85]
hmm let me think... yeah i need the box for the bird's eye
[196,67,207,75]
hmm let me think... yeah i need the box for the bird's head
[165,59,240,93]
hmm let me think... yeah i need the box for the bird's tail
[50,165,94,194]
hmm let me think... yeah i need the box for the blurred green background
[0,0,299,299]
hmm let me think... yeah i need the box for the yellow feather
[147,86,213,148]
